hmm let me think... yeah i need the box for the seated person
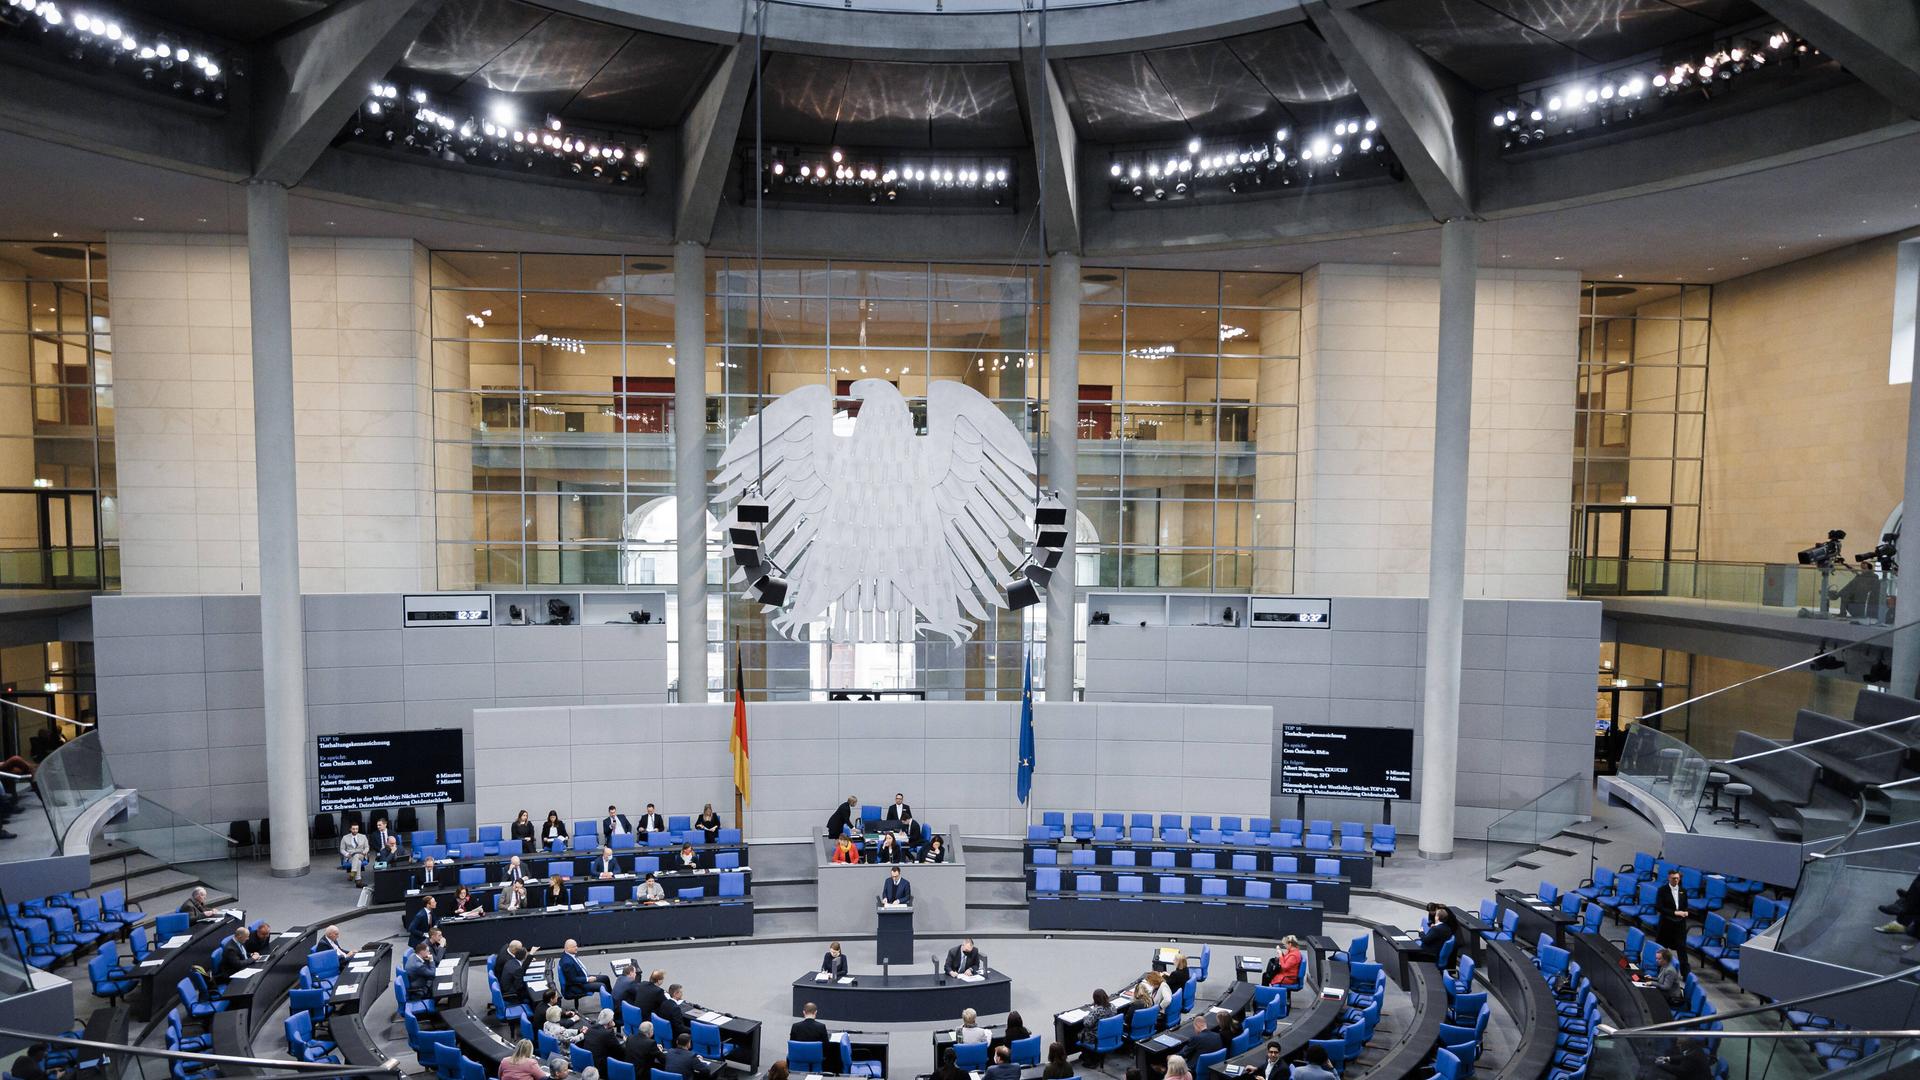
[875,832,906,864]
[541,811,569,849]
[921,835,946,863]
[1650,1037,1713,1080]
[418,855,445,888]
[500,881,530,912]
[451,885,486,918]
[1179,1015,1224,1062]
[826,796,860,841]
[1292,1044,1338,1080]
[1165,955,1192,995]
[1123,969,1171,1011]
[503,855,529,884]
[1264,937,1303,987]
[821,941,849,978]
[945,938,985,976]
[313,924,354,959]
[593,846,621,880]
[1418,905,1457,955]
[246,921,273,957]
[932,1050,967,1080]
[559,939,605,998]
[543,1005,587,1046]
[638,873,666,903]
[542,877,571,909]
[426,926,448,964]
[791,1001,841,1072]
[957,1008,990,1044]
[675,844,702,872]
[832,835,861,864]
[1651,948,1685,1007]
[885,793,913,823]
[179,887,212,919]
[662,1032,718,1080]
[983,1045,1020,1080]
[216,928,252,978]
[510,810,537,853]
[1004,1011,1031,1043]
[637,804,667,838]
[402,941,436,1003]
[1078,989,1119,1064]
[377,835,407,866]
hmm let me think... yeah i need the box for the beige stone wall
[1293,264,1580,599]
[108,233,438,593]
[0,259,37,548]
[1701,234,1913,561]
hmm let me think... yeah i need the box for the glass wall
[429,254,1301,697]
[1571,282,1709,595]
[0,242,115,589]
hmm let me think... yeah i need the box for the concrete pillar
[245,180,310,877]
[1417,219,1478,860]
[674,241,710,703]
[1045,254,1080,701]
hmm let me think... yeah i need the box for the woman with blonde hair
[499,1039,548,1080]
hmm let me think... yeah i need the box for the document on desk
[437,960,459,973]
[335,982,358,998]
[1057,1009,1088,1024]
[162,935,191,949]
[348,961,373,974]
[813,971,832,982]
[229,968,259,980]
[955,972,985,983]
[837,977,856,984]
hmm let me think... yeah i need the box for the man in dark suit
[634,969,668,1022]
[579,1009,624,1072]
[1179,1015,1224,1062]
[594,847,622,880]
[820,943,848,978]
[658,983,692,1039]
[371,818,395,854]
[622,1021,663,1077]
[983,1045,1021,1080]
[1254,1041,1287,1080]
[662,1033,718,1080]
[638,804,666,837]
[884,793,912,823]
[402,942,435,1003]
[790,1001,840,1072]
[179,887,211,919]
[560,939,606,998]
[881,866,912,906]
[610,961,643,1008]
[602,805,633,842]
[407,896,438,947]
[379,836,408,867]
[215,928,251,979]
[825,797,859,840]
[1651,1037,1713,1080]
[1654,869,1692,977]
[944,938,983,976]
[498,943,531,1007]
[418,856,442,888]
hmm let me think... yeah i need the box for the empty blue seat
[1027,825,1051,841]
[1315,858,1340,877]
[1034,849,1058,865]
[1113,850,1137,867]
[1164,827,1188,844]
[1250,817,1273,836]
[459,867,486,886]
[1042,812,1065,839]
[1189,815,1213,832]
[718,828,742,844]
[1232,853,1256,871]
[677,888,704,900]
[421,844,449,861]
[411,830,437,850]
[788,1042,824,1073]
[458,842,486,860]
[1095,826,1121,843]
[445,828,471,846]
[955,1042,989,1070]
[1372,824,1396,862]
[1130,813,1153,831]
[1130,827,1153,843]
[1075,874,1101,892]
[610,834,637,850]
[572,834,598,852]
[1011,1036,1043,1067]
[1276,856,1298,873]
[479,825,504,854]
[1101,812,1124,830]
[1159,814,1182,833]
[1159,877,1186,896]
[1196,829,1223,844]
[1071,813,1094,840]
[1245,881,1271,900]
[715,851,740,870]
[1035,868,1061,893]
[586,886,614,906]
[1219,816,1242,833]
[1192,852,1216,870]
[1071,849,1096,866]
[1304,833,1333,851]
[669,815,692,834]
[1150,851,1175,868]
[1200,879,1227,898]
[718,874,746,898]
[1117,875,1145,894]
[634,856,660,874]
[549,861,575,879]
[1308,820,1332,836]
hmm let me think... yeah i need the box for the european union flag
[1017,652,1035,804]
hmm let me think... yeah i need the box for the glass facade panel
[431,255,1299,697]
[0,243,113,589]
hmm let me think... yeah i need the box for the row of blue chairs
[436,852,745,886]
[1034,848,1346,875]
[1786,1011,1882,1072]
[1035,868,1320,902]
[8,888,142,970]
[1030,814,1396,860]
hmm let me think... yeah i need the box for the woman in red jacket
[832,836,862,864]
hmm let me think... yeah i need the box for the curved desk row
[330,946,396,1069]
[1026,867,1350,912]
[793,971,1012,1025]
[1451,923,1557,1080]
[372,846,746,903]
[1358,927,1446,1080]
[437,897,754,954]
[448,956,557,1073]
[216,926,317,1036]
[1027,843,1373,888]
[403,867,752,918]
[130,915,240,1022]
[1208,936,1351,1080]
[1030,891,1323,939]
[1566,930,1674,1072]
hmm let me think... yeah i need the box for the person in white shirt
[638,873,665,903]
[339,824,370,886]
[957,1008,990,1044]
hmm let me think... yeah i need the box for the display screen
[317,730,466,811]
[1279,724,1413,800]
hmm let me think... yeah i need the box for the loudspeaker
[1004,576,1041,610]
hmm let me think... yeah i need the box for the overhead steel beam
[0,47,247,180]
[1754,0,1920,119]
[251,0,445,187]
[674,44,757,246]
[1014,30,1082,255]
[1305,1,1475,220]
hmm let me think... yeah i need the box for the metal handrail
[1722,713,1920,764]
[1633,621,1920,726]
[5,697,95,730]
[1807,838,1920,861]
[0,1023,398,1073]
[1602,964,1920,1037]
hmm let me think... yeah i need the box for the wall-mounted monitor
[403,594,491,627]
[1279,723,1412,800]
[317,730,466,811]
[1249,597,1332,628]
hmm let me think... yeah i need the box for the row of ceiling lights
[1493,27,1821,149]
[1107,119,1395,202]
[757,146,1016,206]
[0,0,225,104]
[345,83,648,186]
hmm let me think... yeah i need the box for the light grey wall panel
[93,593,669,833]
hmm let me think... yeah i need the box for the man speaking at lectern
[881,865,912,906]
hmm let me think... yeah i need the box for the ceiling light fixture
[345,84,646,188]
[0,0,226,103]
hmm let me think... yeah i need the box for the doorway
[1580,504,1671,595]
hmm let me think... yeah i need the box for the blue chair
[1075,874,1101,892]
[1042,812,1065,839]
[621,1002,644,1033]
[411,829,437,850]
[1083,1013,1125,1060]
[677,888,705,900]
[1164,827,1189,844]
[1127,1005,1160,1040]
[89,953,136,1003]
[550,861,576,879]
[1433,1047,1466,1080]
[571,1046,593,1073]
[1159,877,1187,896]
[573,834,599,853]
[691,1021,733,1059]
[1001,1037,1037,1068]
[1304,833,1333,852]
[1071,813,1094,840]
[289,988,330,1027]
[609,1061,638,1080]
[1027,825,1052,842]
[1159,813,1182,833]
[1340,835,1366,854]
[1195,829,1224,845]
[1246,881,1272,900]
[1131,827,1153,843]
[1095,826,1121,843]
[635,856,661,875]
[718,874,747,899]
[1130,813,1154,832]
[95,889,141,930]
[669,815,692,834]
[286,1010,338,1062]
[168,1008,211,1052]
[177,975,228,1019]
[1150,851,1175,868]
[610,833,638,851]
[445,827,470,846]
[1200,879,1228,899]
[1197,1049,1227,1075]
[1276,856,1298,873]
[458,842,487,861]
[422,844,449,861]
[1371,824,1396,863]
[1285,883,1312,902]
[955,1041,989,1070]
[715,851,740,870]
[1189,815,1213,832]
[459,867,486,886]
[1307,1040,1346,1075]
[1192,852,1216,870]
[156,912,190,938]
[1333,934,1368,964]
[1113,850,1137,868]
[787,1041,825,1072]
[1116,875,1145,895]
[1034,848,1058,866]
[1232,853,1257,872]
[586,886,615,906]
[1101,813,1124,831]
[1198,945,1211,982]
[478,824,505,855]
[1035,868,1061,893]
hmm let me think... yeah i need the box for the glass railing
[34,729,112,851]
[1606,617,1920,841]
[0,547,109,589]
[1485,772,1589,882]
[1572,555,1894,622]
